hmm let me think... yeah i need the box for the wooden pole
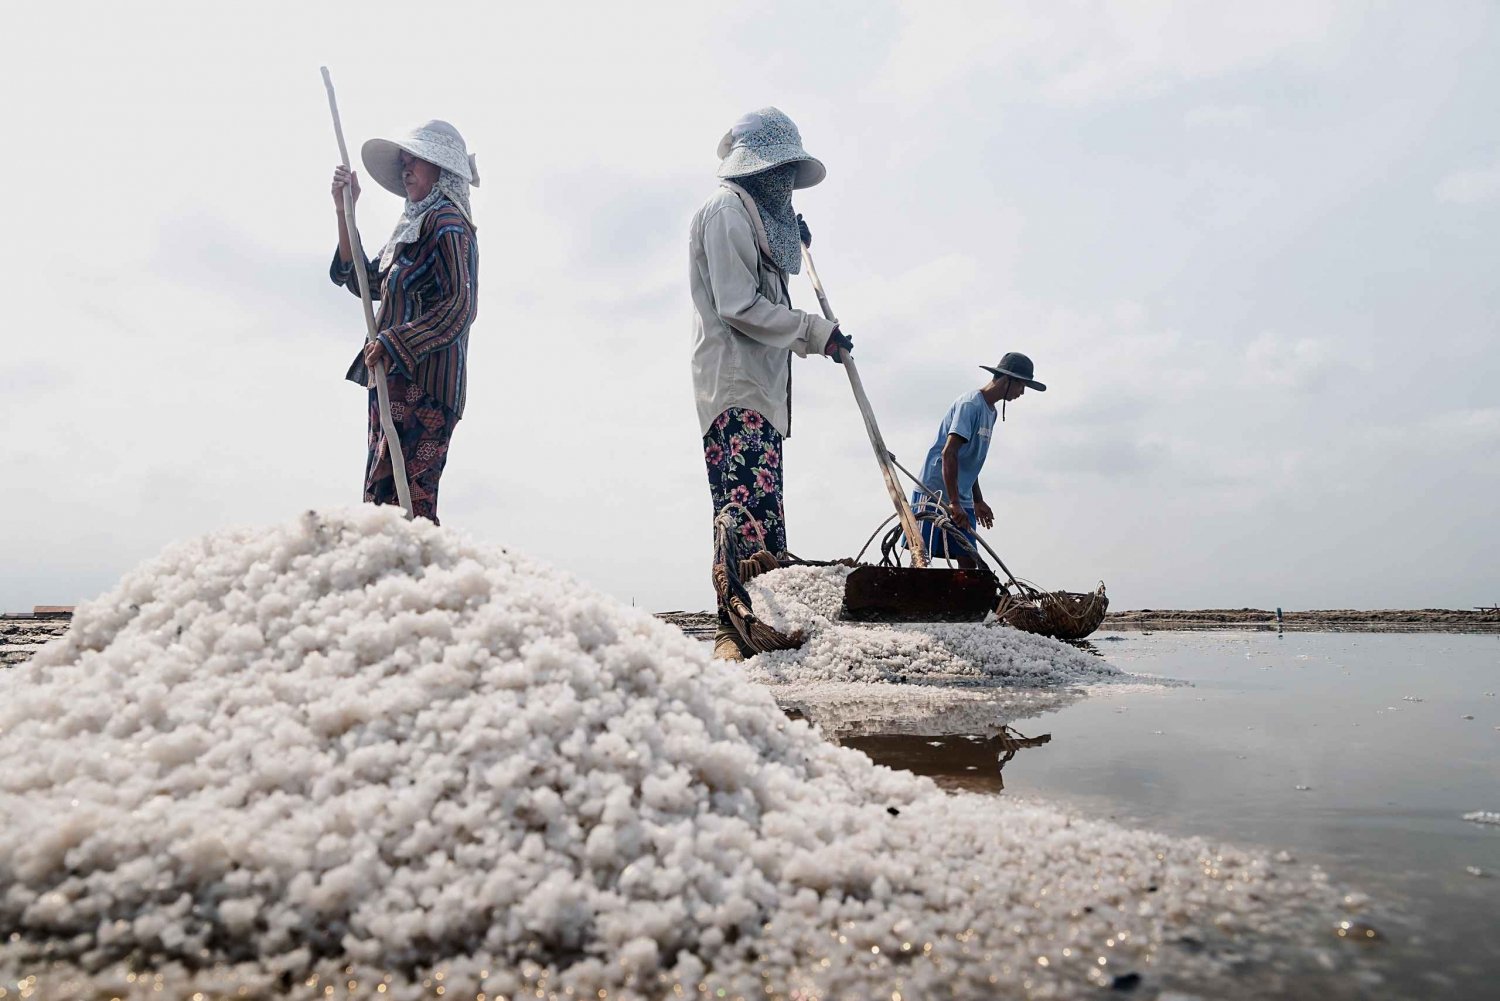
[885,450,1026,590]
[800,245,929,568]
[320,67,414,519]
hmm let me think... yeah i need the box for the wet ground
[805,629,1500,1000]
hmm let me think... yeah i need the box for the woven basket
[712,535,804,655]
[996,582,1109,641]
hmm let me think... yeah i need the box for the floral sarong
[704,406,787,594]
[366,372,458,524]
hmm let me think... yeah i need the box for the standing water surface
[840,629,1500,999]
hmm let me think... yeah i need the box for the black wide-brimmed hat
[981,352,1046,391]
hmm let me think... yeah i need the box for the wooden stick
[321,67,414,520]
[885,451,1027,590]
[800,245,929,568]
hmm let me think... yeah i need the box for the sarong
[704,407,786,626]
[366,372,458,524]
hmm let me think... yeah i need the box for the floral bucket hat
[716,107,826,189]
[362,120,479,197]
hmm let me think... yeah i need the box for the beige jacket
[689,182,838,438]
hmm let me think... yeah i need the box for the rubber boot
[713,624,746,662]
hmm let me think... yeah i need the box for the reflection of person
[993,725,1052,791]
[689,107,853,661]
[330,120,479,524]
[908,353,1046,568]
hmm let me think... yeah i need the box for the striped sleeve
[379,213,476,373]
[329,250,384,300]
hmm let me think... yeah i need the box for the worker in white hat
[328,120,480,523]
[689,107,853,660]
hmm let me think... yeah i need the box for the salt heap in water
[743,564,1134,687]
[0,508,1356,999]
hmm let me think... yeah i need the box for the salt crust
[742,565,1156,690]
[1463,811,1500,826]
[0,509,1359,999]
[772,680,1083,739]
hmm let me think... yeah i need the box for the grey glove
[797,213,812,248]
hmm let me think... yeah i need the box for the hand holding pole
[321,66,414,519]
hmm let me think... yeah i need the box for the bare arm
[972,481,993,529]
[941,433,970,531]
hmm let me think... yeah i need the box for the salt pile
[1,508,1364,999]
[743,565,1145,688]
[1463,811,1500,826]
[773,681,1086,739]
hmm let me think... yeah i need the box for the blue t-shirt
[915,390,996,507]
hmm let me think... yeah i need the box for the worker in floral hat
[329,119,479,524]
[689,107,853,660]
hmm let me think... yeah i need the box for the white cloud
[1435,162,1500,205]
[1183,104,1263,130]
[880,0,1343,106]
[1243,333,1342,392]
[1382,407,1500,451]
[1431,407,1500,443]
[2,0,1498,613]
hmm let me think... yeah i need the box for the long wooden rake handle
[321,67,414,520]
[800,244,929,568]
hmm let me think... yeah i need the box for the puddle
[788,629,1500,999]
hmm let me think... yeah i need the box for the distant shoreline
[653,606,1500,638]
[1105,607,1500,630]
[9,605,1497,627]
[6,605,1500,669]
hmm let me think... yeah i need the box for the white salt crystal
[743,564,1145,689]
[0,508,1366,999]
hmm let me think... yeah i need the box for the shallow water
[836,629,1500,999]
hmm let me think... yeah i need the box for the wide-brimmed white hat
[716,107,825,189]
[362,120,479,197]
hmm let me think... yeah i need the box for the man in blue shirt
[909,353,1046,568]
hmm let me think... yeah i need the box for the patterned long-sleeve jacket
[331,201,479,418]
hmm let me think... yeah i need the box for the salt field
[742,565,1145,689]
[0,509,1401,1000]
[798,629,1500,999]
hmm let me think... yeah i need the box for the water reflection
[775,681,1084,743]
[840,724,1053,793]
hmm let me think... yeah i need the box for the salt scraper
[799,233,999,623]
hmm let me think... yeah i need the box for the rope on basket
[994,581,1110,641]
[713,502,806,655]
[873,450,1109,640]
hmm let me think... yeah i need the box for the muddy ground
[0,614,71,666]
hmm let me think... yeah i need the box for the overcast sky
[3,0,1497,613]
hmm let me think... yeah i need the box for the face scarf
[378,168,476,272]
[734,162,802,275]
